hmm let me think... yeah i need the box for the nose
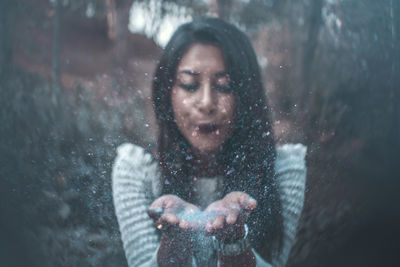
[197,83,216,114]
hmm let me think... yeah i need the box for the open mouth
[197,123,218,134]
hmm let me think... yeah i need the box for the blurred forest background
[0,0,399,266]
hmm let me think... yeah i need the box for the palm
[204,192,257,241]
[148,195,200,231]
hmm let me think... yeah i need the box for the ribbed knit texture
[112,143,306,267]
[272,144,307,267]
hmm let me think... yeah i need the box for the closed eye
[180,83,199,92]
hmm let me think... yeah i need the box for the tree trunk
[52,0,62,102]
[301,0,323,111]
[0,0,14,80]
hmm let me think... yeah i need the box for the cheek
[172,91,192,126]
[219,95,236,119]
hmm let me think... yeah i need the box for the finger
[205,211,224,233]
[226,206,240,224]
[149,195,169,212]
[179,219,190,230]
[148,207,163,220]
[246,197,257,210]
[212,214,225,230]
[239,195,257,210]
[161,213,179,225]
[149,195,176,221]
[205,221,213,235]
[178,218,200,231]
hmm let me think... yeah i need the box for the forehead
[177,43,226,72]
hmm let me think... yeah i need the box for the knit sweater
[112,143,307,267]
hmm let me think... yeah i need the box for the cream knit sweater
[112,143,307,267]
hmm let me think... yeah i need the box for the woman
[112,17,306,267]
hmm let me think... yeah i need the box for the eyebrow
[178,70,229,77]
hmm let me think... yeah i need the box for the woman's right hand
[149,195,199,266]
[148,195,200,236]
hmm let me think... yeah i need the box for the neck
[192,151,222,177]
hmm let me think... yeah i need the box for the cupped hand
[148,194,201,236]
[204,192,257,241]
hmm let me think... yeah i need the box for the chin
[194,144,222,155]
[186,135,228,155]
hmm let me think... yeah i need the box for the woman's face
[171,43,236,154]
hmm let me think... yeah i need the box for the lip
[195,123,219,134]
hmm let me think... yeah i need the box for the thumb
[148,207,163,220]
[239,195,257,211]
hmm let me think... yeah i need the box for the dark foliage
[0,67,132,266]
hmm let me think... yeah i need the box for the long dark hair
[152,17,282,259]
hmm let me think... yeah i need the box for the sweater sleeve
[112,143,162,267]
[272,143,307,267]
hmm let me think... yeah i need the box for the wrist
[226,224,246,242]
[213,224,250,256]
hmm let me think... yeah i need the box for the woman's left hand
[204,192,257,241]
